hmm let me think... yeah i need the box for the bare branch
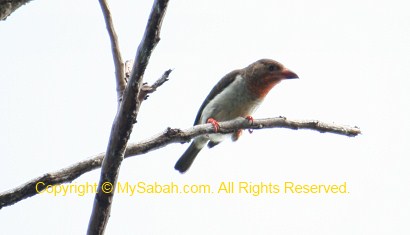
[138,68,173,101]
[0,0,32,20]
[98,0,126,102]
[0,156,104,209]
[87,0,169,234]
[124,59,134,83]
[0,117,361,209]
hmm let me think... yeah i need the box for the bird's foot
[207,118,220,132]
[245,116,254,124]
[245,116,254,134]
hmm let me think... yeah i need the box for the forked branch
[87,0,170,234]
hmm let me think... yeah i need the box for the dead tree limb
[0,0,32,20]
[0,117,361,209]
[87,0,170,234]
[98,0,126,102]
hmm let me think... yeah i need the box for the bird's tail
[175,142,204,173]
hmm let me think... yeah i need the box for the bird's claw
[245,116,254,124]
[207,118,220,132]
[245,116,254,134]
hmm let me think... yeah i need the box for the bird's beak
[281,69,299,79]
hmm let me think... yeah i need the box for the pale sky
[1,0,409,234]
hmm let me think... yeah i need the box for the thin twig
[0,117,361,209]
[87,0,170,234]
[98,0,125,102]
[138,69,173,101]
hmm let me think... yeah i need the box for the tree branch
[98,0,125,102]
[138,68,173,101]
[87,0,169,234]
[0,117,361,209]
[0,0,32,20]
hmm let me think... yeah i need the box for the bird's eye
[268,64,279,71]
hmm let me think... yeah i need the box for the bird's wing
[193,69,241,125]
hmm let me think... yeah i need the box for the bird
[174,59,299,173]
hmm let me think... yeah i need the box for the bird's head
[244,59,298,98]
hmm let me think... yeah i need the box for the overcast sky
[1,0,409,234]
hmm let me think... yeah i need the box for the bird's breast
[200,75,262,124]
